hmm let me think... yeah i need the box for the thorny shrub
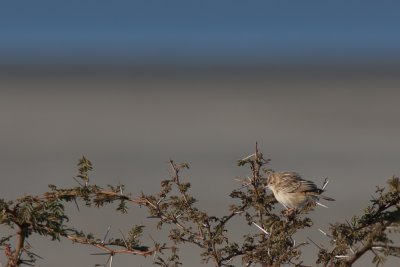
[0,147,399,267]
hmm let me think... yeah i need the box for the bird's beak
[265,178,271,188]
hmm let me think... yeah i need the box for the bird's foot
[282,208,297,219]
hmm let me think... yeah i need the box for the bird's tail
[320,195,335,201]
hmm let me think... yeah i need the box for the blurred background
[1,1,400,266]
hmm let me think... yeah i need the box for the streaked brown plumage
[266,171,334,210]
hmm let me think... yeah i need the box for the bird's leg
[282,207,296,218]
[283,208,296,216]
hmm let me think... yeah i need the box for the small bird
[266,171,334,211]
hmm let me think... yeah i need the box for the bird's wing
[279,172,319,193]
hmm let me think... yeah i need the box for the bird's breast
[274,191,309,209]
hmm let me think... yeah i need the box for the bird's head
[266,172,278,189]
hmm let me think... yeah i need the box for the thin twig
[307,237,322,250]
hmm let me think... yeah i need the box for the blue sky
[1,1,400,65]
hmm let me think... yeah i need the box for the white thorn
[241,153,256,161]
[318,228,327,235]
[252,222,270,236]
[318,228,336,241]
[119,229,128,248]
[102,225,111,244]
[109,255,113,267]
[335,255,350,258]
[322,178,330,190]
[316,202,328,208]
